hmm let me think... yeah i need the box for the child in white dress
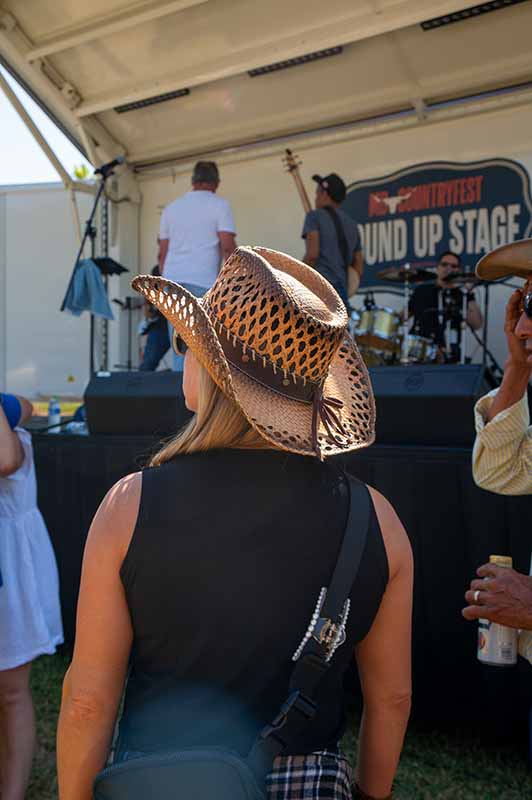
[0,393,63,799]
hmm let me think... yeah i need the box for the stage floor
[32,432,532,738]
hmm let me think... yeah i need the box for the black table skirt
[32,433,532,739]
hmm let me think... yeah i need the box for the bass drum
[354,307,400,352]
[348,309,361,337]
[359,347,388,368]
[395,334,438,363]
[369,308,401,352]
[355,308,374,341]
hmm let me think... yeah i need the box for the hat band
[214,322,349,455]
[215,322,318,404]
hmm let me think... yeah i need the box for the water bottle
[47,397,61,434]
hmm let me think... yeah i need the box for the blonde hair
[150,362,273,466]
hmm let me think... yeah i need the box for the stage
[33,431,532,739]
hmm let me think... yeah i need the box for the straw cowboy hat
[476,238,532,281]
[132,246,375,459]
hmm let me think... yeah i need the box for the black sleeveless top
[117,449,388,758]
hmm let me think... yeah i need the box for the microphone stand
[112,297,143,370]
[442,291,453,363]
[60,166,118,376]
[460,287,469,365]
[400,263,412,366]
[481,281,490,378]
[468,324,504,386]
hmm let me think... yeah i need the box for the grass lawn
[29,652,531,800]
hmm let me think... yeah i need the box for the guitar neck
[284,149,312,214]
[290,171,312,214]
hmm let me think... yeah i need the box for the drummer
[406,251,483,362]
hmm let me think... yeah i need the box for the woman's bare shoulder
[367,485,413,581]
[87,472,143,560]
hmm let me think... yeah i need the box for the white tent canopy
[1,0,532,170]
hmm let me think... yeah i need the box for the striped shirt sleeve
[472,388,532,496]
[519,630,532,665]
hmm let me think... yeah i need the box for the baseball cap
[192,161,220,184]
[312,173,346,203]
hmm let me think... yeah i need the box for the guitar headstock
[283,148,302,173]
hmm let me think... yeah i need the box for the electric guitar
[283,148,312,214]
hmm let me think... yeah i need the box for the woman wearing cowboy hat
[57,247,413,800]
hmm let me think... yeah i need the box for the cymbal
[441,272,481,287]
[377,266,436,284]
[476,239,532,281]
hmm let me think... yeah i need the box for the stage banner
[343,159,532,287]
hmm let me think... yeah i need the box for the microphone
[364,292,375,309]
[94,155,126,177]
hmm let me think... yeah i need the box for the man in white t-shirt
[159,161,236,369]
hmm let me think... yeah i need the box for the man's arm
[158,239,169,276]
[218,231,237,266]
[216,199,237,268]
[472,389,531,495]
[466,293,483,331]
[303,229,320,268]
[487,290,531,422]
[472,290,532,494]
[348,250,364,296]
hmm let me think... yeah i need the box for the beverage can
[47,397,61,434]
[477,555,518,667]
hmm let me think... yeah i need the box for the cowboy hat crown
[133,246,375,458]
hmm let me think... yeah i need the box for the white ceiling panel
[1,0,531,167]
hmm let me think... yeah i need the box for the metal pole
[61,178,106,312]
[400,264,411,366]
[101,193,110,370]
[482,283,489,377]
[61,178,107,378]
[460,288,468,365]
[127,303,133,370]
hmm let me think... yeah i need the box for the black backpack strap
[323,206,350,272]
[248,475,371,779]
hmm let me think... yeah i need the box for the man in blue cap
[302,172,363,311]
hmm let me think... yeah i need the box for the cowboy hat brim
[132,269,375,458]
[476,239,532,281]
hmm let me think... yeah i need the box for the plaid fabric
[267,750,353,799]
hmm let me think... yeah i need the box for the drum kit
[350,263,481,367]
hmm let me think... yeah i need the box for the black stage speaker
[368,364,490,446]
[84,371,192,436]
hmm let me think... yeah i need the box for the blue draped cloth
[62,259,114,320]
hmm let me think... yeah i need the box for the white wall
[138,101,532,370]
[0,194,6,392]
[0,183,124,398]
[3,102,530,400]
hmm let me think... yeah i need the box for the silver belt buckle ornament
[292,588,351,663]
